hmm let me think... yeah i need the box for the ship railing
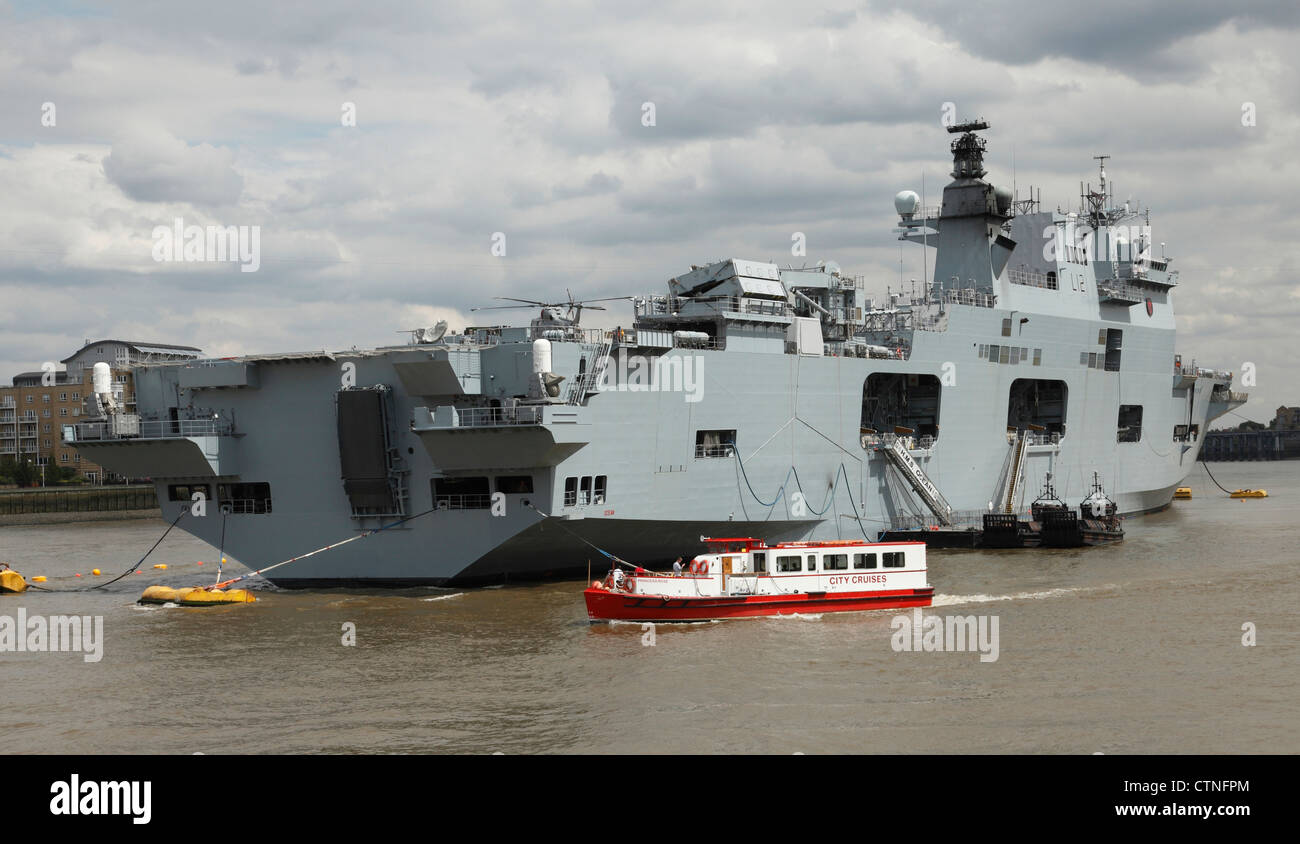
[1007,267,1058,290]
[222,498,273,515]
[867,432,935,452]
[1024,431,1062,446]
[452,406,545,427]
[529,326,608,345]
[694,444,736,458]
[941,288,997,308]
[1097,280,1144,304]
[636,295,790,319]
[890,510,987,531]
[1211,389,1248,403]
[70,418,234,440]
[434,494,492,510]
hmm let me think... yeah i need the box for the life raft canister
[0,569,28,594]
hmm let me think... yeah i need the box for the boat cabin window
[1117,405,1143,443]
[882,551,905,568]
[593,475,607,504]
[854,552,877,569]
[752,553,766,573]
[579,476,592,505]
[168,483,211,502]
[495,475,534,494]
[695,430,736,458]
[776,555,801,573]
[563,477,577,506]
[823,554,848,570]
[806,555,816,572]
[433,477,489,510]
[219,482,273,515]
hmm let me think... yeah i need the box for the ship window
[862,373,942,440]
[495,475,534,494]
[1173,424,1189,442]
[1033,349,1042,366]
[806,555,817,571]
[883,551,906,568]
[593,475,607,504]
[1104,329,1122,371]
[695,430,736,458]
[1117,405,1143,443]
[167,484,210,502]
[1079,352,1088,365]
[1046,271,1056,288]
[1088,352,1098,368]
[1002,318,1012,337]
[988,344,999,362]
[1098,329,1107,345]
[579,476,592,505]
[1010,347,1020,365]
[854,552,877,569]
[999,346,1010,364]
[776,555,801,573]
[823,554,848,570]
[434,476,489,510]
[564,477,577,506]
[1007,379,1068,437]
[218,482,272,514]
[979,344,987,358]
[753,553,766,573]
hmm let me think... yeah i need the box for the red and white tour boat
[584,537,932,622]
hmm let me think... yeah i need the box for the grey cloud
[102,131,244,206]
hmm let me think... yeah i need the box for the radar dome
[894,190,920,217]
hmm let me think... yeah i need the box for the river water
[1,461,1296,754]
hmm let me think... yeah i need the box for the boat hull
[584,585,933,622]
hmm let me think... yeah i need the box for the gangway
[880,436,953,526]
[1003,430,1030,513]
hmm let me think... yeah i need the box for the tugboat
[1076,473,1125,545]
[1029,473,1076,547]
[583,537,932,623]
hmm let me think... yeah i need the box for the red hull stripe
[584,587,934,622]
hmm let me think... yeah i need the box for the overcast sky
[1,0,1296,423]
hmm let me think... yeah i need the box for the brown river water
[1,461,1296,754]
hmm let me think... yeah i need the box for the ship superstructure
[68,122,1246,585]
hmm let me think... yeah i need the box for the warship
[68,121,1247,586]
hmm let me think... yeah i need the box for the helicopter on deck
[471,291,633,340]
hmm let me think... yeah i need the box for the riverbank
[0,508,160,527]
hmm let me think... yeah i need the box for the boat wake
[933,585,1113,607]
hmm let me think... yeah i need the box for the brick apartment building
[0,340,201,483]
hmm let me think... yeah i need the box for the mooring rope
[1200,460,1234,495]
[26,509,188,593]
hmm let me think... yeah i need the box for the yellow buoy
[1173,487,1192,500]
[1,569,28,594]
[92,568,102,576]
[139,585,256,606]
[153,564,168,570]
[32,576,47,583]
[1229,489,1268,499]
[177,587,256,606]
